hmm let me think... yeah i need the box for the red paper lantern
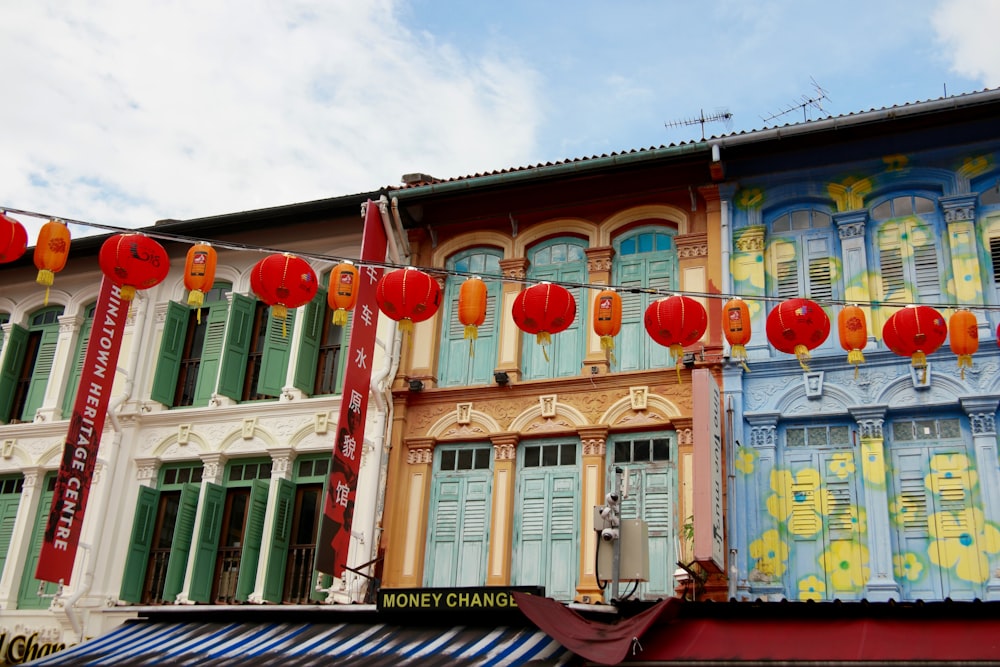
[183,243,217,311]
[34,219,71,304]
[949,309,978,378]
[250,253,318,333]
[375,267,442,333]
[512,282,576,358]
[593,289,622,360]
[98,233,170,301]
[882,305,947,380]
[644,295,708,379]
[0,212,28,264]
[328,262,360,326]
[722,298,752,371]
[838,305,868,377]
[765,298,830,370]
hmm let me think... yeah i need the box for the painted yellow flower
[736,187,763,210]
[928,508,1000,584]
[820,541,870,592]
[767,468,831,537]
[731,256,765,291]
[828,452,855,480]
[889,497,922,528]
[842,505,867,534]
[797,575,826,601]
[749,529,789,578]
[925,453,978,495]
[948,256,983,303]
[860,440,886,488]
[734,446,756,475]
[893,552,924,582]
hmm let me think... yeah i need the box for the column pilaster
[487,433,519,586]
[576,426,608,602]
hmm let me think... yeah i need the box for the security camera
[601,527,619,542]
[605,492,619,506]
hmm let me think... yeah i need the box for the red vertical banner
[36,277,127,584]
[315,200,388,576]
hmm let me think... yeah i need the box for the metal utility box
[597,518,649,582]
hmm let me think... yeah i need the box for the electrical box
[597,518,649,582]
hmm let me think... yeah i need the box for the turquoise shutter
[17,479,58,608]
[187,482,225,602]
[119,485,160,603]
[0,488,22,578]
[0,324,28,423]
[217,293,255,401]
[257,308,295,397]
[440,285,499,387]
[162,483,200,602]
[515,469,579,600]
[262,478,295,602]
[235,479,270,601]
[426,474,490,587]
[20,325,59,421]
[61,311,95,417]
[191,300,230,407]
[618,466,674,598]
[150,301,189,406]
[293,292,324,395]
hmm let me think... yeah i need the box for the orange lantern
[375,267,442,333]
[184,243,217,315]
[765,298,830,370]
[328,262,359,326]
[644,295,708,380]
[0,212,28,263]
[33,219,71,305]
[250,253,318,335]
[512,282,576,360]
[98,233,170,301]
[838,305,868,378]
[882,305,947,381]
[722,298,751,372]
[458,276,488,356]
[592,289,622,361]
[949,309,978,378]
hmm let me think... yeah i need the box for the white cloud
[932,0,1000,87]
[0,0,542,233]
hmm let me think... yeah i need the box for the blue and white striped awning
[27,620,576,666]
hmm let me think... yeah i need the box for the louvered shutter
[257,308,295,397]
[62,307,95,416]
[293,292,324,394]
[262,478,295,602]
[20,325,59,422]
[773,240,800,300]
[119,485,160,603]
[162,483,200,602]
[17,477,58,608]
[235,479,270,601]
[426,472,491,587]
[190,299,230,406]
[150,301,189,406]
[0,486,22,579]
[217,294,255,400]
[0,324,28,423]
[188,482,225,602]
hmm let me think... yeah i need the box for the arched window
[523,239,587,380]
[439,248,502,387]
[0,305,64,423]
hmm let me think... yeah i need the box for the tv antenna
[664,107,734,140]
[761,78,830,125]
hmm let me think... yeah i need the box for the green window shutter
[0,313,8,354]
[162,483,200,602]
[335,318,352,395]
[217,293,255,401]
[150,301,190,406]
[119,485,160,603]
[0,488,23,578]
[191,301,230,407]
[187,482,225,603]
[257,308,295,397]
[61,310,95,417]
[0,324,28,424]
[18,478,58,608]
[21,325,59,421]
[263,478,295,602]
[235,479,270,601]
[293,292,324,395]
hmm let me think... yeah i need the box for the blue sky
[1,0,997,237]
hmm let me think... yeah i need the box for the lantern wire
[5,204,1000,314]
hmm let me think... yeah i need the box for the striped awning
[28,620,577,666]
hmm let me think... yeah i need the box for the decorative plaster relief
[676,428,693,446]
[750,425,776,448]
[457,402,472,425]
[630,387,649,411]
[582,437,607,456]
[494,443,516,461]
[540,395,557,418]
[969,412,997,436]
[407,447,433,465]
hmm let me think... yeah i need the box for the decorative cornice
[969,412,997,436]
[405,437,436,465]
[675,232,708,259]
[734,226,765,253]
[940,193,978,223]
[750,425,776,448]
[499,258,528,281]
[585,246,614,274]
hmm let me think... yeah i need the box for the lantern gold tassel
[848,348,865,379]
[464,325,478,358]
[600,335,617,365]
[119,285,137,301]
[400,319,414,334]
[957,353,973,380]
[270,305,289,337]
[188,290,205,324]
[536,332,552,362]
[333,309,348,326]
[794,344,812,371]
[671,344,684,383]
[730,343,750,373]
[37,268,54,305]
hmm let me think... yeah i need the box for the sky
[1,0,999,240]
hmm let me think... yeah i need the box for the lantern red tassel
[328,262,360,326]
[250,253,318,336]
[949,309,978,379]
[644,295,708,381]
[0,212,28,264]
[458,277,488,357]
[722,298,752,372]
[34,219,71,305]
[838,304,868,378]
[593,289,622,363]
[98,233,170,301]
[765,298,830,370]
[512,282,577,361]
[882,305,947,382]
[376,267,442,333]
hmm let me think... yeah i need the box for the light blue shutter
[425,473,491,587]
[515,468,579,600]
[618,466,675,599]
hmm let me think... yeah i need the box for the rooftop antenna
[761,78,830,125]
[664,107,734,141]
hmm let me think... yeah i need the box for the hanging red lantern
[0,212,28,263]
[512,282,576,360]
[765,298,830,370]
[98,233,170,301]
[593,289,622,361]
[328,261,359,326]
[458,277,488,356]
[33,219,71,305]
[184,243,217,313]
[250,253,318,335]
[838,305,868,378]
[722,298,752,372]
[644,295,708,380]
[949,309,978,379]
[882,305,947,381]
[375,267,442,333]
